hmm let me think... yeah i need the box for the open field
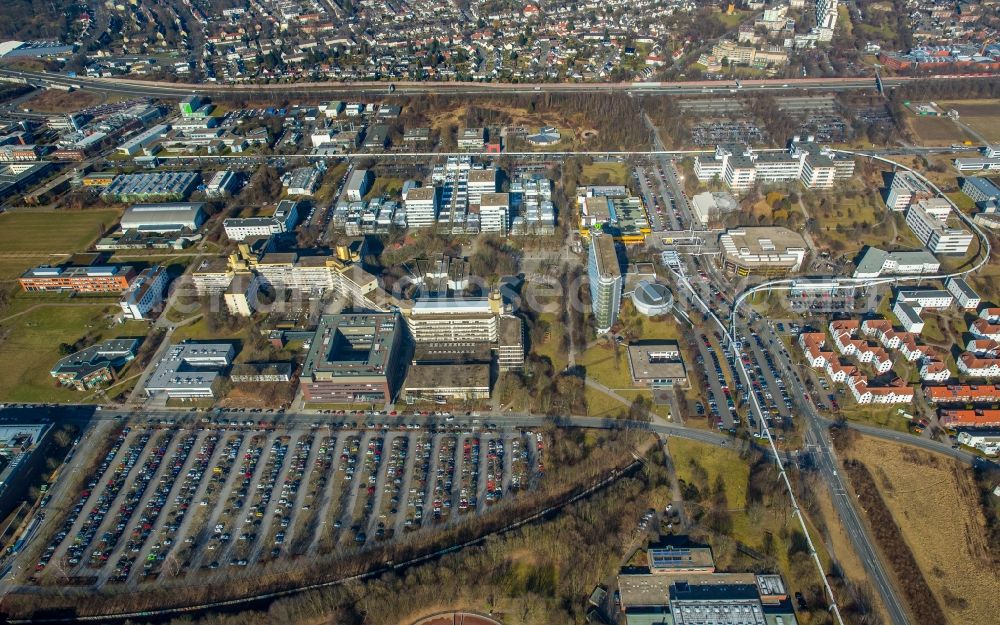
[905,115,976,146]
[939,100,1000,143]
[581,162,628,185]
[0,302,125,402]
[578,342,633,389]
[0,210,120,253]
[840,435,1000,624]
[666,439,829,591]
[21,88,108,113]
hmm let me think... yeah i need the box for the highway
[2,67,997,99]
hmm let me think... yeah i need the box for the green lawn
[531,312,569,372]
[0,303,124,402]
[0,210,120,253]
[578,342,634,389]
[581,162,628,186]
[668,438,749,510]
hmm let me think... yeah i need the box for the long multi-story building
[925,384,1000,404]
[223,200,299,240]
[588,232,622,334]
[20,264,136,293]
[694,139,854,191]
[300,313,406,404]
[905,198,973,255]
[403,297,501,344]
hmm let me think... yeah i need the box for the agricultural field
[18,421,546,592]
[840,436,1000,624]
[939,100,1000,143]
[0,210,120,253]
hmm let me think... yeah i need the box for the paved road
[5,67,999,99]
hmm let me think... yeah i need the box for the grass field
[906,116,976,146]
[939,100,1000,143]
[578,342,633,389]
[842,436,1000,623]
[22,89,107,113]
[0,303,122,402]
[532,312,569,372]
[581,162,628,186]
[0,210,120,253]
[835,399,912,433]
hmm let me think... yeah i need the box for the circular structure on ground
[632,280,674,316]
[411,612,504,625]
[580,129,599,140]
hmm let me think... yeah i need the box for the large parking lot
[27,421,546,589]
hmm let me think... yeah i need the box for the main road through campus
[1,67,998,98]
[708,151,992,625]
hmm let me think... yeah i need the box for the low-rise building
[852,247,939,279]
[403,363,491,402]
[101,171,200,202]
[230,362,293,383]
[939,409,1000,429]
[895,289,954,310]
[924,384,1000,403]
[50,339,138,390]
[144,341,235,399]
[627,342,688,389]
[223,200,300,240]
[955,429,1000,455]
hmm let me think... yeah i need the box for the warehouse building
[120,202,206,233]
[116,124,170,156]
[101,171,200,202]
